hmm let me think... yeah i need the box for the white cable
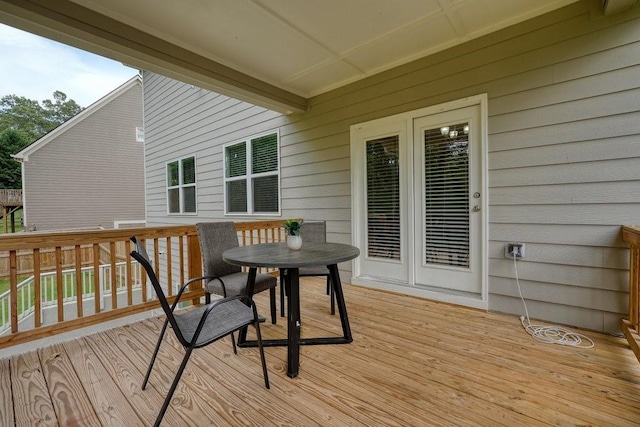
[512,252,594,349]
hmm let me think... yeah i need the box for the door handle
[472,206,480,212]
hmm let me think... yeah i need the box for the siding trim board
[143,1,640,334]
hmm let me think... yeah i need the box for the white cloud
[0,24,138,107]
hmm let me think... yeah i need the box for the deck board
[11,350,57,426]
[0,357,13,426]
[2,278,640,426]
[39,343,101,426]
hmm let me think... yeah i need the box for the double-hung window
[167,155,197,214]
[224,131,280,215]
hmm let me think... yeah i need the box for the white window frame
[166,155,197,215]
[223,130,281,216]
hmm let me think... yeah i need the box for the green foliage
[0,91,83,189]
[283,218,303,236]
[0,91,83,143]
[0,129,27,188]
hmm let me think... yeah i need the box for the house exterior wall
[143,0,640,334]
[22,80,145,231]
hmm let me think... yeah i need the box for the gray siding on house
[144,0,640,333]
[22,78,144,231]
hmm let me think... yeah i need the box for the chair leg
[270,287,277,324]
[253,321,270,389]
[230,332,237,354]
[153,347,194,427]
[279,270,285,318]
[330,277,335,315]
[142,317,170,390]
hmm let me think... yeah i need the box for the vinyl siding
[144,0,640,333]
[22,79,144,231]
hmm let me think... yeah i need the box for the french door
[351,96,487,307]
[413,106,482,295]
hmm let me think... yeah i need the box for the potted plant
[283,219,303,250]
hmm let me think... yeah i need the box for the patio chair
[130,236,269,427]
[280,221,335,317]
[196,222,277,324]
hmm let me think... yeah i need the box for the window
[224,131,280,215]
[167,156,197,214]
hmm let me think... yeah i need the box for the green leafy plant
[283,219,303,236]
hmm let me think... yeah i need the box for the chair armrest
[170,275,220,311]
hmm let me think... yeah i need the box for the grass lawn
[0,208,24,233]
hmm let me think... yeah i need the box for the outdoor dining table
[222,241,360,378]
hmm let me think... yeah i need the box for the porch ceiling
[0,0,582,113]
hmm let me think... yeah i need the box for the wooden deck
[2,278,640,426]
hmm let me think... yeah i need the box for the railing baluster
[55,247,63,322]
[166,237,173,296]
[179,235,185,287]
[34,249,41,328]
[75,245,83,318]
[125,239,132,306]
[110,241,117,309]
[9,250,17,332]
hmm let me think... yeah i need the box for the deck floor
[2,278,640,426]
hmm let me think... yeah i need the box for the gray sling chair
[196,222,277,324]
[279,221,335,317]
[130,236,269,427]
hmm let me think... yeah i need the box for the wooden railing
[622,225,640,363]
[0,220,287,349]
[0,189,22,206]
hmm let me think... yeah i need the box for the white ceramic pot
[287,235,302,250]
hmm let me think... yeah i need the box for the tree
[41,91,83,127]
[0,129,27,189]
[0,91,83,189]
[0,91,83,143]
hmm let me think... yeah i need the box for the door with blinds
[351,96,486,306]
[413,106,482,295]
[357,120,408,283]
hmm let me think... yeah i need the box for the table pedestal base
[238,264,352,378]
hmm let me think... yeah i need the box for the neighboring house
[142,1,639,334]
[13,76,145,231]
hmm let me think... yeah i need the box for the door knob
[472,206,480,212]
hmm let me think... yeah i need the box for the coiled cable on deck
[512,253,594,349]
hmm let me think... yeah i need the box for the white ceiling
[71,0,580,98]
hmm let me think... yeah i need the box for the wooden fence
[0,220,288,349]
[0,245,117,279]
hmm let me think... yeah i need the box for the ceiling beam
[0,0,308,114]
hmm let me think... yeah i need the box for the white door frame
[350,94,488,310]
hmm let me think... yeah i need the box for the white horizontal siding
[143,0,640,332]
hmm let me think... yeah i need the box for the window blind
[252,133,278,174]
[423,123,469,268]
[366,136,401,260]
[225,142,246,178]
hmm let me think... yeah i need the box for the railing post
[187,234,202,305]
[622,225,640,363]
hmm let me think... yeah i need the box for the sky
[0,23,139,108]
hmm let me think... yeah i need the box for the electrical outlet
[505,243,525,259]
